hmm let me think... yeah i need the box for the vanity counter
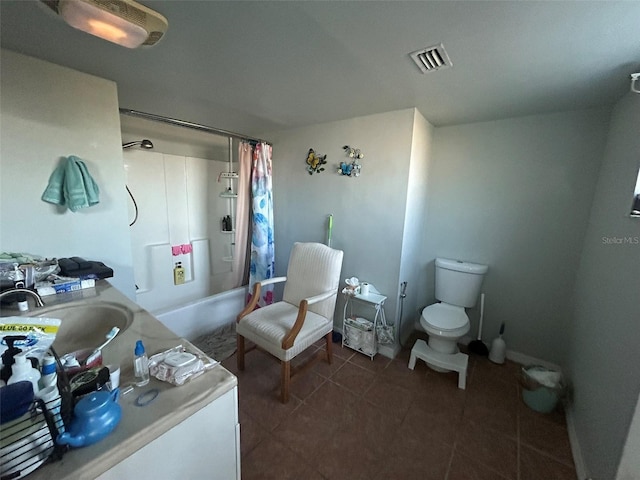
[19,282,239,480]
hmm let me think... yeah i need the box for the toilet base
[408,339,468,389]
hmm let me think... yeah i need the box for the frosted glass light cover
[59,0,148,48]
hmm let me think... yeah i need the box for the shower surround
[123,147,237,313]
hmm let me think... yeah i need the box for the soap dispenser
[8,352,41,394]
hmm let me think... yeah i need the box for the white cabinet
[97,386,240,480]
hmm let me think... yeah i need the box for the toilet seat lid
[422,303,468,331]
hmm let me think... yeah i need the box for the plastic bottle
[39,354,58,389]
[173,262,185,285]
[36,384,64,433]
[8,352,41,394]
[134,340,150,386]
[489,322,507,365]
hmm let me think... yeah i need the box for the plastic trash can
[520,365,564,413]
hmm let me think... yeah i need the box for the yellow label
[0,324,60,334]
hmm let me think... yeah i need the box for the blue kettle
[57,388,121,448]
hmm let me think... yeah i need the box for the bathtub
[152,286,247,341]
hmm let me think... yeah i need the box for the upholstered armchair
[236,242,344,403]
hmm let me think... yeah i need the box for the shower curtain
[248,142,275,306]
[232,142,252,289]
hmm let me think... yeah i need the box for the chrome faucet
[0,288,45,308]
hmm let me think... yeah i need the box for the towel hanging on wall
[42,156,100,212]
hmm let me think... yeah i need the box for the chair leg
[325,332,333,365]
[237,334,245,371]
[281,360,291,404]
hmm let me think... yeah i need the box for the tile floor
[221,333,576,480]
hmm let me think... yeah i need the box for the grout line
[444,443,456,480]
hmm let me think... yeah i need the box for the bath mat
[192,322,237,362]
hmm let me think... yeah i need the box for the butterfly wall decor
[306,148,327,175]
[338,145,363,177]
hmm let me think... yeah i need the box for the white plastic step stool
[408,339,468,389]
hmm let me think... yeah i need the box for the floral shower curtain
[248,142,275,306]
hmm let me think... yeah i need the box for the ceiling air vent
[409,44,452,74]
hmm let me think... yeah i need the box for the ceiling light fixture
[52,0,168,48]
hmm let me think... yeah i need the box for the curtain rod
[119,108,271,146]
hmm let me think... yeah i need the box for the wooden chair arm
[237,277,288,322]
[282,299,308,350]
[281,290,336,349]
[237,282,261,322]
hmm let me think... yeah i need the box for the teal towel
[41,163,66,206]
[42,156,100,211]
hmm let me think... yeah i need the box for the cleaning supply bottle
[8,352,41,394]
[39,354,58,389]
[489,322,507,364]
[173,262,185,285]
[134,340,150,386]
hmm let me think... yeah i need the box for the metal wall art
[338,145,363,177]
[306,148,327,175]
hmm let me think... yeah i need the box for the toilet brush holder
[489,322,506,364]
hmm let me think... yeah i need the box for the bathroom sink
[30,302,134,356]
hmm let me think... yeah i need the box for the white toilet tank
[435,258,488,308]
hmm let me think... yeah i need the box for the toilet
[409,257,488,389]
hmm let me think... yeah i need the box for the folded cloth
[42,156,100,211]
[0,252,43,264]
[58,257,114,279]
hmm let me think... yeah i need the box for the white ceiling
[1,1,639,138]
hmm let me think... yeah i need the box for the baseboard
[565,401,590,480]
[377,343,401,359]
[504,349,562,371]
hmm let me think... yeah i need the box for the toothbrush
[85,327,120,365]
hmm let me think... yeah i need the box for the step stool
[408,339,468,389]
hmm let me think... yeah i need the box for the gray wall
[424,109,610,364]
[567,93,640,479]
[0,50,135,298]
[267,109,418,339]
[397,110,433,343]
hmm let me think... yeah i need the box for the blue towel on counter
[42,156,100,212]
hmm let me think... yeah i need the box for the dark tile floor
[221,333,576,480]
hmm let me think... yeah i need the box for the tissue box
[35,278,95,296]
